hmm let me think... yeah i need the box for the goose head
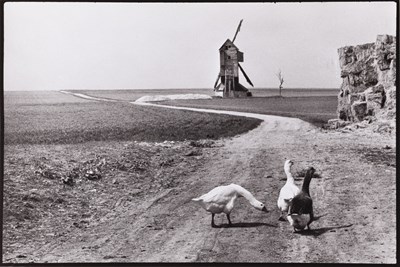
[284,159,294,172]
[250,199,268,212]
[306,167,316,176]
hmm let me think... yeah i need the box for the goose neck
[284,167,295,184]
[302,172,313,195]
[232,184,254,201]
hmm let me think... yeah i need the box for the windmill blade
[232,19,243,43]
[238,63,254,87]
[214,73,221,88]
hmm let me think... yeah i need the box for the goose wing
[278,184,300,210]
[279,183,300,200]
[199,186,235,203]
[194,185,237,212]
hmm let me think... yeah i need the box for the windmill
[214,19,254,97]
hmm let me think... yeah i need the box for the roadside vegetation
[3,139,219,260]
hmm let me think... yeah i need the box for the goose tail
[191,198,202,202]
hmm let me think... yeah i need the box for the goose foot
[278,215,286,221]
[226,214,233,226]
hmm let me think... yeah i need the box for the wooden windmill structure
[214,19,254,97]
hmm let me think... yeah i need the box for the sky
[3,2,397,91]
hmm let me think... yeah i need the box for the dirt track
[4,94,396,263]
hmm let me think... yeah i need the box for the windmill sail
[214,73,221,88]
[232,19,243,43]
[238,63,254,87]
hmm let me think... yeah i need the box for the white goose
[192,183,268,227]
[277,159,300,221]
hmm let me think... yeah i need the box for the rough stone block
[337,35,396,126]
[351,101,367,122]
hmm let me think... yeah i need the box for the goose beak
[262,206,268,212]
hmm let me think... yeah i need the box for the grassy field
[4,91,262,145]
[72,88,338,101]
[65,88,338,128]
[4,89,338,145]
[71,88,215,101]
[70,88,338,127]
[160,96,338,128]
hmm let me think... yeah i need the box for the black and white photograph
[2,1,396,263]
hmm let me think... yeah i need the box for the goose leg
[307,210,314,230]
[306,222,312,231]
[211,213,217,228]
[226,214,232,226]
[278,211,286,221]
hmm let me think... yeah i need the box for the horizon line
[4,87,339,92]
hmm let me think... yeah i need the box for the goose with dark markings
[287,167,316,232]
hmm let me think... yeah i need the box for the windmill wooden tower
[214,19,254,97]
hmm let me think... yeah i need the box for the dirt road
[4,94,396,263]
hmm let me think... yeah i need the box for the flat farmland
[71,88,215,101]
[4,91,261,145]
[160,96,338,127]
[70,88,338,127]
[72,88,337,101]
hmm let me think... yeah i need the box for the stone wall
[337,35,396,123]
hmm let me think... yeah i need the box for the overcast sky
[4,2,396,91]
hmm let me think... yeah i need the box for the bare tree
[276,69,284,97]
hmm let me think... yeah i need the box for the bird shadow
[279,213,328,222]
[214,222,278,228]
[313,213,328,221]
[279,178,306,182]
[295,223,353,237]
